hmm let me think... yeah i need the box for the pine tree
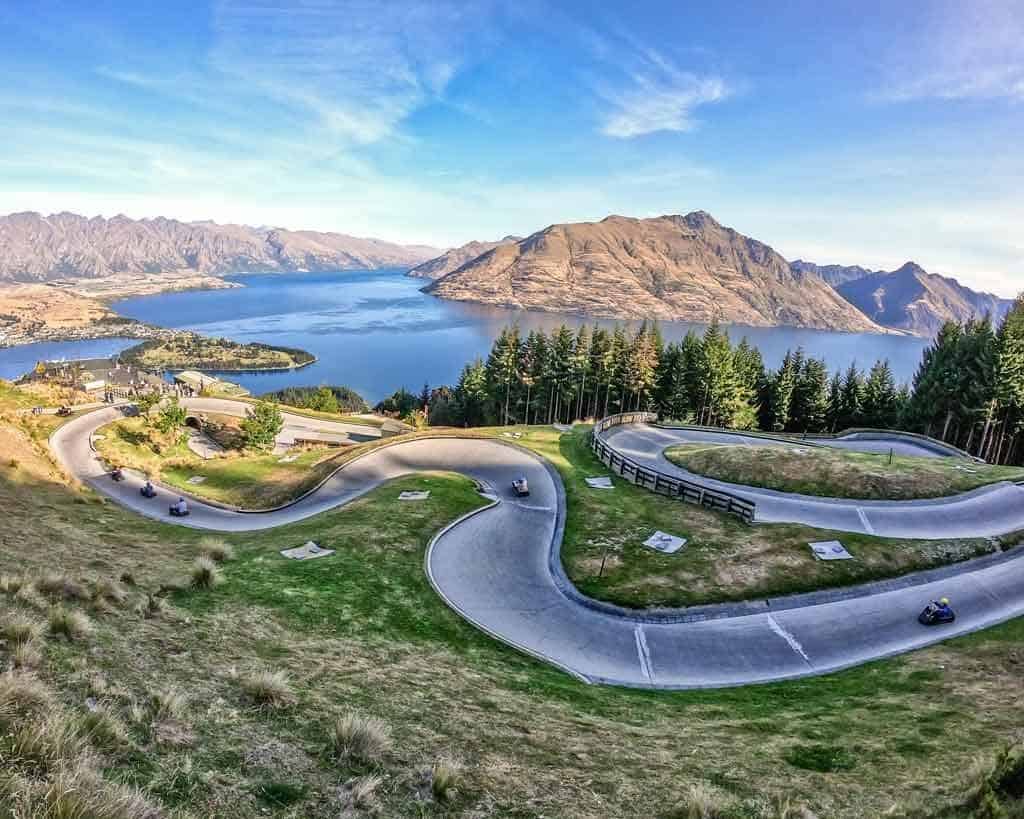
[588,326,612,418]
[790,357,830,432]
[572,325,592,421]
[765,350,798,432]
[485,325,521,425]
[519,330,547,426]
[992,296,1024,463]
[455,359,489,427]
[861,360,900,429]
[669,331,702,423]
[826,372,843,432]
[838,363,863,430]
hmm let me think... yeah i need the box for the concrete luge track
[49,404,1024,689]
[602,423,1024,539]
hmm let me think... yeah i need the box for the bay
[0,270,930,403]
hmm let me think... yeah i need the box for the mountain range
[416,214,1013,336]
[0,211,440,282]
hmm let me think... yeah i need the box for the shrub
[14,583,48,611]
[92,578,129,607]
[198,538,234,563]
[239,669,294,709]
[11,642,43,670]
[0,573,25,594]
[8,716,88,773]
[676,783,731,819]
[16,765,165,819]
[431,757,461,803]
[328,713,391,764]
[37,572,90,602]
[2,613,44,644]
[151,688,187,721]
[347,774,383,809]
[0,672,54,726]
[189,557,223,590]
[47,607,94,642]
[80,705,130,751]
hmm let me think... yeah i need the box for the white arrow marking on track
[856,507,875,535]
[634,625,654,681]
[766,614,812,666]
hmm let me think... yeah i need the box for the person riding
[174,497,188,515]
[111,466,124,481]
[142,479,156,497]
[935,597,953,617]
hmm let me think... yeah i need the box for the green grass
[3,413,1024,817]
[500,425,1000,609]
[664,442,1024,501]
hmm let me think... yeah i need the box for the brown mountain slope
[425,212,885,332]
[0,212,440,282]
[407,236,522,280]
[837,262,1013,336]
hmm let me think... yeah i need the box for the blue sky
[1,0,1021,295]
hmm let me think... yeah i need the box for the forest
[379,295,1024,465]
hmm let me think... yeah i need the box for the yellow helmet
[939,597,950,605]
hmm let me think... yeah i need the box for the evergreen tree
[547,325,576,423]
[861,360,900,428]
[790,357,830,432]
[587,326,612,419]
[519,330,547,426]
[696,320,744,427]
[455,359,489,426]
[669,331,702,423]
[572,325,592,421]
[826,372,843,432]
[485,325,521,425]
[765,350,798,432]
[838,363,863,430]
[992,297,1024,463]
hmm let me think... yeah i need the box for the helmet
[939,597,950,605]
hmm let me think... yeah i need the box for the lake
[0,270,930,403]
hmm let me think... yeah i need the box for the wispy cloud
[209,0,493,144]
[876,0,1024,102]
[595,46,730,138]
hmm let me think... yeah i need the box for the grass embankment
[665,442,1024,501]
[122,333,314,371]
[1,406,1024,816]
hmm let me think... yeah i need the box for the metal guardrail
[591,412,757,524]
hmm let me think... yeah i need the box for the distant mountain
[0,211,441,283]
[424,212,884,332]
[789,260,880,287]
[836,262,1013,336]
[407,236,522,280]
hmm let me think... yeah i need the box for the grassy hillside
[2,384,1023,817]
[122,333,314,372]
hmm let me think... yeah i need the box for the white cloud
[876,0,1024,102]
[209,0,492,144]
[597,48,730,138]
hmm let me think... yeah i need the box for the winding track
[49,404,1024,689]
[603,424,1024,538]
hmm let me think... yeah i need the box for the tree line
[383,295,1024,465]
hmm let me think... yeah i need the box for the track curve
[601,423,1024,539]
[48,404,1024,689]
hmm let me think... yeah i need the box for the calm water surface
[0,270,929,403]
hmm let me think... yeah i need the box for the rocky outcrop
[0,211,441,282]
[424,212,886,332]
[789,260,880,287]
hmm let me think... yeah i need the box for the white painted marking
[515,503,554,512]
[856,507,875,535]
[767,614,812,665]
[634,625,654,681]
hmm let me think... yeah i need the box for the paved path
[603,424,1024,539]
[48,405,1024,689]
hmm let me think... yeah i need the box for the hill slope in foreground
[2,382,1024,816]
[0,211,441,283]
[424,212,885,332]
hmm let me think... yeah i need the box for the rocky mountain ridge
[407,235,522,280]
[0,211,441,283]
[423,212,885,332]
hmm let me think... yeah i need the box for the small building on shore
[25,357,166,398]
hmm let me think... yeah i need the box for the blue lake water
[0,269,930,403]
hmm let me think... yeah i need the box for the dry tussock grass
[329,712,391,764]
[189,557,223,590]
[197,537,233,563]
[47,607,93,642]
[237,668,294,709]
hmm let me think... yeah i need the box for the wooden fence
[591,413,757,524]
